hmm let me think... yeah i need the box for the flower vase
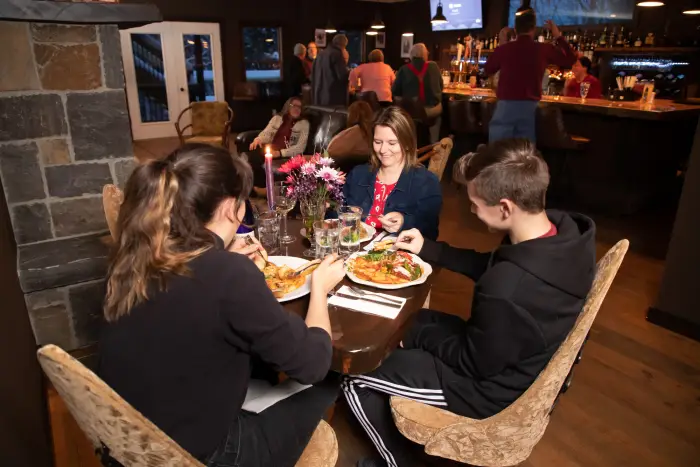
[300,198,326,257]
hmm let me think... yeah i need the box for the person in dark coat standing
[312,34,349,107]
[286,43,309,98]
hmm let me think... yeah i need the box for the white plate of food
[301,222,376,243]
[344,247,433,290]
[262,256,318,302]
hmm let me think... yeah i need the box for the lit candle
[264,146,274,211]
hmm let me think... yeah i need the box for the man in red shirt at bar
[564,56,602,99]
[485,7,576,143]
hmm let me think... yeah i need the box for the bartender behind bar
[485,5,576,143]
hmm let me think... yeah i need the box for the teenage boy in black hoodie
[343,139,596,467]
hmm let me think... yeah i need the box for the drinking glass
[338,206,363,256]
[314,219,340,259]
[273,182,296,244]
[257,211,280,255]
[580,81,591,101]
[300,200,325,258]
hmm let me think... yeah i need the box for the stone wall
[0,21,135,350]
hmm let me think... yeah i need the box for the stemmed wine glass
[580,81,591,102]
[273,182,296,244]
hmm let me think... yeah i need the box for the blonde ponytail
[104,162,209,322]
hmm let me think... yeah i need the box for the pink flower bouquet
[278,153,345,206]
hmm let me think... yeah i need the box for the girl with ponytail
[99,143,345,466]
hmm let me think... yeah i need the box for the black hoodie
[406,210,596,418]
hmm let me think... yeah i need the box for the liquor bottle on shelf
[609,27,616,47]
[625,31,632,47]
[538,28,545,43]
[599,27,607,46]
[645,32,655,46]
[493,35,498,48]
[616,26,625,46]
[635,35,642,47]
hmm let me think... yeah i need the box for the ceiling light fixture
[366,30,378,36]
[324,20,337,34]
[402,32,414,37]
[431,1,448,24]
[636,1,664,6]
[683,0,700,14]
[371,12,385,29]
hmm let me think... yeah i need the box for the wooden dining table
[275,218,434,375]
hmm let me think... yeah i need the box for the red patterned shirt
[365,178,398,229]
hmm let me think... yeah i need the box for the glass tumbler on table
[273,182,296,244]
[314,220,340,259]
[338,206,363,256]
[580,81,591,101]
[257,211,280,255]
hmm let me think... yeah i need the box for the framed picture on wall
[401,35,413,58]
[314,29,327,48]
[376,32,386,49]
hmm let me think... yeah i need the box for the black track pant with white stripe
[342,348,447,467]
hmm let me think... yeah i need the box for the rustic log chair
[390,239,629,466]
[102,184,124,242]
[415,136,455,309]
[417,136,455,182]
[175,101,234,148]
[38,345,339,467]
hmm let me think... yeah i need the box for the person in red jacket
[564,56,602,99]
[485,8,576,143]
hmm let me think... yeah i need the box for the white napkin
[328,285,406,319]
[242,379,311,414]
[363,232,397,251]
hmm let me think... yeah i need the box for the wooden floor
[51,139,700,467]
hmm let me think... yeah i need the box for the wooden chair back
[102,184,123,241]
[38,345,204,467]
[38,345,339,467]
[391,239,630,466]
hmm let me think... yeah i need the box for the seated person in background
[98,144,346,467]
[327,100,374,172]
[564,56,602,99]
[344,139,596,467]
[392,43,443,143]
[349,49,395,104]
[344,106,442,241]
[245,96,309,189]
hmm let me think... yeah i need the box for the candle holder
[264,147,275,211]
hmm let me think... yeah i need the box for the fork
[348,286,405,305]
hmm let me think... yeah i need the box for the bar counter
[442,88,700,214]
[444,87,700,120]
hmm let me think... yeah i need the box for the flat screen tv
[507,0,636,27]
[430,0,484,32]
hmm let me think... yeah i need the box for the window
[338,30,364,69]
[242,27,282,81]
[182,34,215,102]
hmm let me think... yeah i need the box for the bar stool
[480,99,497,139]
[355,90,381,112]
[536,105,590,205]
[393,96,432,148]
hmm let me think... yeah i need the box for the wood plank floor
[50,143,700,466]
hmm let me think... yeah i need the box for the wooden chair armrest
[390,396,464,445]
[417,149,438,164]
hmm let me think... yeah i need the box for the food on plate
[262,260,318,298]
[341,223,370,243]
[373,238,396,251]
[347,249,423,285]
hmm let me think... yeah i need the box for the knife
[334,293,403,309]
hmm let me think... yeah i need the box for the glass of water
[257,211,280,255]
[314,220,340,259]
[338,206,363,256]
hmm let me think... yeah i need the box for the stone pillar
[0,21,135,350]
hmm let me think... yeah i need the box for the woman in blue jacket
[344,106,442,240]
